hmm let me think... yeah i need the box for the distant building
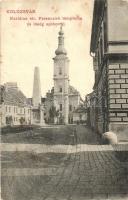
[85,92,97,129]
[73,105,87,124]
[89,0,128,140]
[0,82,31,127]
[0,77,45,127]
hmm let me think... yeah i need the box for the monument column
[32,67,41,107]
[32,66,45,125]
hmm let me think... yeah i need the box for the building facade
[0,82,31,127]
[73,105,87,124]
[90,0,128,140]
[44,85,82,124]
[85,92,97,129]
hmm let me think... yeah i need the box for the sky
[1,0,94,99]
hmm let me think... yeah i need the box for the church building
[0,27,84,127]
[45,26,83,124]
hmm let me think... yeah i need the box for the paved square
[1,125,128,200]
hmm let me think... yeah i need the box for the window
[24,108,25,114]
[93,56,98,71]
[69,105,72,111]
[6,106,8,112]
[14,107,15,113]
[100,37,103,62]
[9,107,11,113]
[59,67,62,75]
[97,32,103,68]
[60,104,62,111]
[59,87,62,92]
[97,48,100,67]
[103,6,108,52]
[101,22,104,55]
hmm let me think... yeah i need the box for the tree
[49,106,59,124]
[6,116,13,126]
[19,117,25,125]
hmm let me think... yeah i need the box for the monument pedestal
[40,105,45,126]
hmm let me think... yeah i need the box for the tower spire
[60,24,63,33]
[55,25,67,55]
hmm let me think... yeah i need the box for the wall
[108,0,128,42]
[108,63,128,122]
[69,95,80,111]
[90,0,128,138]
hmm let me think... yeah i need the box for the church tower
[53,26,69,124]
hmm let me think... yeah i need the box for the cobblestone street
[1,125,128,200]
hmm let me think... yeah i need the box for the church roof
[69,85,79,95]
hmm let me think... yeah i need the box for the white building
[0,82,31,127]
[73,105,87,124]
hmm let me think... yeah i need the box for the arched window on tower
[59,87,62,93]
[59,67,62,75]
[60,104,62,111]
[69,105,72,111]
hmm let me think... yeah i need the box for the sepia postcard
[0,0,128,199]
